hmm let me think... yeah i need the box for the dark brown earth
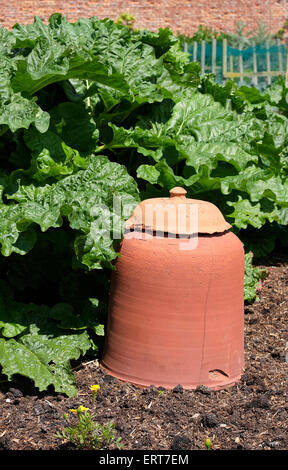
[0,251,287,451]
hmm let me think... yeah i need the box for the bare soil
[0,251,287,451]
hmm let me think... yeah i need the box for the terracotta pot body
[101,236,244,390]
[101,188,245,390]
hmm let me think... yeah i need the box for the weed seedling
[205,438,212,450]
[56,406,122,450]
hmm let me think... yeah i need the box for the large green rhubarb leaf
[0,296,105,396]
[1,156,139,267]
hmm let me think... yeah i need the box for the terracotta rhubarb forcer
[100,187,245,390]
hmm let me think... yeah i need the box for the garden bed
[0,250,287,451]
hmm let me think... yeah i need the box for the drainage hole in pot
[208,369,229,380]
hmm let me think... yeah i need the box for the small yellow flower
[91,384,100,402]
[69,409,78,414]
[78,406,89,413]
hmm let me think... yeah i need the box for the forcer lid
[125,187,231,235]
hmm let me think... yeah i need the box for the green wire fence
[184,39,288,89]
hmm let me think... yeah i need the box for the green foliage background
[0,14,287,395]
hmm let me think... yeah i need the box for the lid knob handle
[169,187,187,199]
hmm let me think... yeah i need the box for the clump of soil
[0,252,287,450]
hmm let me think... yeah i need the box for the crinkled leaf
[1,156,139,266]
[0,93,50,133]
[0,301,92,396]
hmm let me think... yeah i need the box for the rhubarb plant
[0,14,287,394]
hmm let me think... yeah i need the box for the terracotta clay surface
[101,230,245,390]
[125,187,232,235]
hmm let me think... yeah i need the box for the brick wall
[0,0,287,35]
